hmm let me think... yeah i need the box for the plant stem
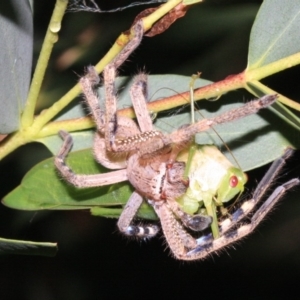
[246,52,300,81]
[143,0,182,30]
[0,131,28,159]
[31,0,184,131]
[21,0,69,129]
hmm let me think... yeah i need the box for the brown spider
[55,20,299,260]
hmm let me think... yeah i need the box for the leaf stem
[246,80,300,111]
[143,0,182,30]
[140,51,300,115]
[21,0,69,129]
[0,131,29,159]
[246,52,300,81]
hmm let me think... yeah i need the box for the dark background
[1,0,300,299]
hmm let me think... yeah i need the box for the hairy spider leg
[55,130,128,187]
[117,192,159,238]
[188,179,299,259]
[104,20,145,152]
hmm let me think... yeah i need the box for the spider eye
[229,175,238,188]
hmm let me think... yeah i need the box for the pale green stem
[37,57,300,138]
[21,0,69,128]
[37,117,94,138]
[32,31,129,131]
[143,0,182,30]
[32,84,81,131]
[33,35,127,132]
[245,80,300,131]
[246,52,300,79]
[148,51,300,115]
[32,0,184,131]
[245,80,300,111]
[0,131,29,159]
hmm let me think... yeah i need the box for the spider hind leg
[117,191,159,239]
[186,148,299,260]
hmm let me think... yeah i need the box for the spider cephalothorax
[55,20,299,260]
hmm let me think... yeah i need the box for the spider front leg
[103,20,156,153]
[166,95,278,147]
[55,130,128,187]
[107,94,278,158]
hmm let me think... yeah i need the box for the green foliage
[248,0,300,68]
[4,149,134,211]
[0,0,32,134]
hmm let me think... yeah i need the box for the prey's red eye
[230,175,238,187]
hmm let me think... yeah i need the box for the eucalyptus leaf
[247,0,300,68]
[0,0,33,133]
[3,148,137,213]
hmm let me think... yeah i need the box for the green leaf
[0,1,33,133]
[0,237,57,257]
[3,149,132,209]
[3,147,158,218]
[247,0,300,69]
